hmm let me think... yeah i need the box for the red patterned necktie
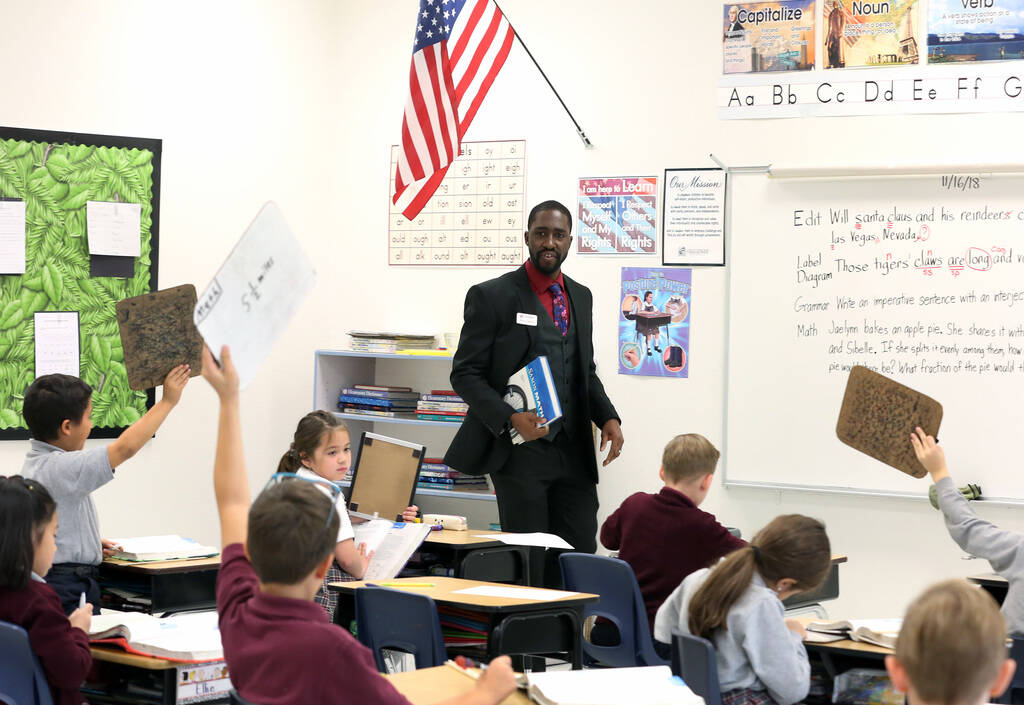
[548,283,568,336]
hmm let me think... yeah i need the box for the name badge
[516,312,538,326]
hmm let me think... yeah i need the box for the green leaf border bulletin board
[0,126,161,440]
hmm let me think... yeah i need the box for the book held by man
[504,356,562,445]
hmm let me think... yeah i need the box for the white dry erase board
[194,202,315,389]
[725,171,1024,502]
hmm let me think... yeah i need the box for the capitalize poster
[723,1,816,74]
[928,0,1024,63]
[618,267,691,378]
[823,0,921,69]
[576,177,657,254]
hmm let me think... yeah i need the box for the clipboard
[836,365,943,478]
[347,431,424,521]
[116,285,203,390]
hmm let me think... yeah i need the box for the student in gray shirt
[911,426,1024,636]
[654,514,831,705]
[21,366,191,614]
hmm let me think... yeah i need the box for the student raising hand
[910,427,949,483]
[161,363,192,405]
[202,345,239,399]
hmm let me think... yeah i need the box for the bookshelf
[312,349,496,504]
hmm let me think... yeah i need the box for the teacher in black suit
[444,200,624,587]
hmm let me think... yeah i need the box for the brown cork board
[116,285,203,390]
[836,365,943,478]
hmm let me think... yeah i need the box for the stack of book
[416,390,468,422]
[349,331,437,354]
[337,385,420,418]
[418,458,490,493]
[437,605,489,647]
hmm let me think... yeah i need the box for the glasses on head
[263,472,342,531]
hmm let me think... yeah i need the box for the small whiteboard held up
[194,202,315,389]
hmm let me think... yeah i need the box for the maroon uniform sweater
[600,486,746,632]
[0,578,91,705]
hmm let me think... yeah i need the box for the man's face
[525,209,572,276]
[728,6,738,22]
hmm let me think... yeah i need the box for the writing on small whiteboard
[34,311,80,378]
[194,202,314,389]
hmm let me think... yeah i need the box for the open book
[805,618,902,649]
[354,520,432,580]
[109,535,219,562]
[89,610,223,662]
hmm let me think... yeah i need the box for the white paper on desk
[525,665,700,705]
[453,585,580,601]
[472,532,573,550]
[193,202,315,389]
[34,311,80,377]
[86,201,142,256]
[0,200,26,273]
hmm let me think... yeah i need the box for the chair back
[558,552,668,668]
[459,547,530,585]
[355,586,447,671]
[0,620,54,705]
[671,632,723,705]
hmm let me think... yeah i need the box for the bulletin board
[0,126,160,440]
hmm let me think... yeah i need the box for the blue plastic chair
[355,586,448,672]
[558,552,668,668]
[0,620,54,705]
[671,632,723,705]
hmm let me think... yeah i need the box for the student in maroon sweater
[600,434,745,644]
[0,475,93,705]
[202,346,516,705]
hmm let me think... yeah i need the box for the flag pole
[494,2,592,148]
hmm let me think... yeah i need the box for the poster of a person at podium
[619,267,691,378]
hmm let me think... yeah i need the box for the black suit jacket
[443,266,619,481]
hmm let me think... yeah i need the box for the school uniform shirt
[654,568,810,705]
[935,475,1024,635]
[600,487,745,631]
[295,467,355,544]
[216,543,413,705]
[0,572,92,705]
[23,440,114,565]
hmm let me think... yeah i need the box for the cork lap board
[116,284,203,390]
[836,365,943,478]
[348,432,424,521]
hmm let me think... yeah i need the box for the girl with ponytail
[654,514,831,705]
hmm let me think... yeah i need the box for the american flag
[392,0,515,220]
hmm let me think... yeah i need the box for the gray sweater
[653,568,810,705]
[935,475,1024,635]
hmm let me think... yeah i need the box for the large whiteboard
[725,172,1024,501]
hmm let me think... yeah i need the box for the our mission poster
[618,267,692,378]
[823,0,921,69]
[928,0,1024,63]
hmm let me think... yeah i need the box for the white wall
[5,0,1024,620]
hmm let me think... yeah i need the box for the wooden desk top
[386,665,531,705]
[90,646,177,670]
[101,555,221,574]
[329,576,599,612]
[423,530,510,547]
[831,554,848,564]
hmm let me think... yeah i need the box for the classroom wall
[6,0,1024,619]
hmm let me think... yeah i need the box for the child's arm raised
[107,364,191,468]
[202,346,248,548]
[910,427,950,483]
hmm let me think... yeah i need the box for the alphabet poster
[618,267,692,378]
[576,176,657,254]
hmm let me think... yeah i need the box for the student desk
[89,646,229,704]
[386,665,532,705]
[422,530,531,584]
[99,555,220,615]
[330,576,599,669]
[798,618,891,680]
[969,572,1008,606]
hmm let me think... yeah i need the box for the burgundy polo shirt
[0,578,91,705]
[524,259,569,328]
[216,543,412,705]
[600,487,746,632]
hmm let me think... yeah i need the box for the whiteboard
[725,172,1024,501]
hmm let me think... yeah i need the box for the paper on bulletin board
[576,177,657,255]
[618,268,691,378]
[86,201,142,257]
[34,311,80,378]
[194,202,315,390]
[0,200,26,274]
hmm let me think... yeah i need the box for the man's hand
[600,419,623,466]
[101,538,121,558]
[161,364,191,406]
[510,411,549,442]
[910,426,950,483]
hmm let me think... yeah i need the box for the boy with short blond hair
[887,579,1015,705]
[601,433,745,640]
[203,346,515,705]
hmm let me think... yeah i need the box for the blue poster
[929,0,1024,63]
[618,267,691,377]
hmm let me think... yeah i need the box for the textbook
[805,618,902,649]
[338,395,417,409]
[354,520,432,580]
[108,535,219,562]
[89,610,223,662]
[504,356,562,445]
[341,388,421,400]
